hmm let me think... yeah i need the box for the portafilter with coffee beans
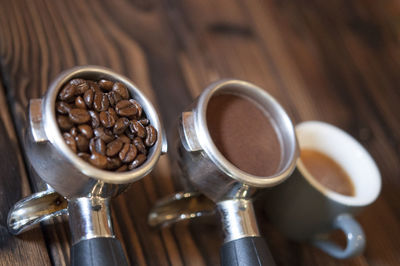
[7,66,167,266]
[148,79,299,266]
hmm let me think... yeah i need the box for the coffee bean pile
[56,78,157,172]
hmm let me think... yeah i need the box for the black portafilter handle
[221,236,275,266]
[217,199,276,266]
[68,198,129,266]
[71,237,129,266]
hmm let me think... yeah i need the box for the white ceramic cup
[263,121,381,259]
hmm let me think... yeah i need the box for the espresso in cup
[301,149,355,196]
[206,94,282,176]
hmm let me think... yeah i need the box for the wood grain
[0,0,399,265]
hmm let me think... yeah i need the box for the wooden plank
[0,79,51,265]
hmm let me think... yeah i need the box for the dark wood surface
[0,0,399,265]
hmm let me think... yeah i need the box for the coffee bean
[63,133,77,153]
[139,119,149,126]
[116,165,128,172]
[113,117,130,135]
[75,96,86,109]
[56,101,72,114]
[84,89,94,108]
[100,110,116,128]
[89,152,108,169]
[75,134,89,152]
[99,79,114,91]
[112,82,129,99]
[93,92,109,112]
[117,134,131,144]
[119,143,137,163]
[130,120,146,138]
[72,80,90,95]
[69,108,90,124]
[89,137,106,155]
[89,111,100,128]
[94,127,115,143]
[78,124,94,139]
[106,157,122,170]
[116,100,137,117]
[130,100,142,118]
[129,154,147,170]
[59,84,76,101]
[70,127,78,137]
[78,152,90,162]
[57,78,156,172]
[133,137,147,155]
[145,125,157,147]
[57,115,74,130]
[108,91,122,107]
[106,139,123,157]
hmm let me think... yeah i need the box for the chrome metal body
[68,197,114,244]
[8,66,166,246]
[26,66,166,198]
[217,199,260,243]
[150,79,299,242]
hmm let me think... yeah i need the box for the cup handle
[312,214,366,259]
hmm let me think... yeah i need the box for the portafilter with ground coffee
[148,80,299,266]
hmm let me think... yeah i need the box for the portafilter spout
[8,66,167,266]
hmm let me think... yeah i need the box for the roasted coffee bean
[89,111,100,128]
[94,127,115,143]
[129,154,147,170]
[113,117,129,135]
[108,91,122,107]
[84,89,94,108]
[119,143,137,163]
[56,101,72,114]
[57,115,74,130]
[130,120,146,138]
[125,128,135,139]
[89,137,106,155]
[70,127,78,137]
[115,100,137,117]
[133,137,147,155]
[71,79,90,95]
[78,124,94,139]
[63,133,77,153]
[99,79,114,91]
[145,125,157,147]
[90,81,101,92]
[69,108,90,124]
[78,152,90,162]
[130,100,142,118]
[100,110,116,128]
[112,82,129,99]
[106,157,122,170]
[106,139,123,157]
[75,96,86,109]
[139,119,149,126]
[93,92,109,112]
[116,165,128,172]
[89,152,108,169]
[59,84,76,101]
[75,134,89,152]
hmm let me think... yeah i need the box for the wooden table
[0,0,399,265]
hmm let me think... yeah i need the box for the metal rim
[194,79,299,187]
[43,65,163,184]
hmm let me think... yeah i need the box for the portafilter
[148,80,299,266]
[7,66,167,266]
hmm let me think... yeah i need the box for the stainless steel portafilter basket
[8,66,167,266]
[149,79,299,266]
